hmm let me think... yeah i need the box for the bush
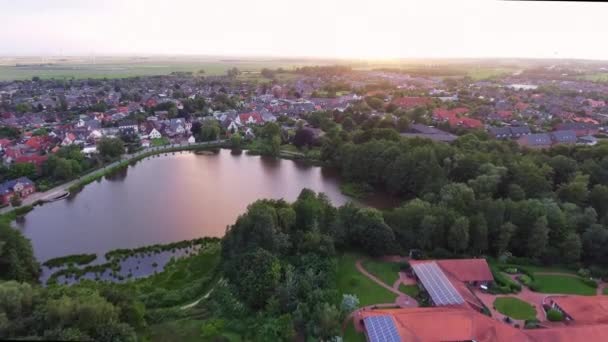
[400,261,411,271]
[581,278,598,289]
[546,309,564,322]
[491,267,521,293]
[518,275,532,286]
[578,268,591,278]
[524,319,540,329]
[503,267,518,274]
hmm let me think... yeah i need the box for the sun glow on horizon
[1,0,608,60]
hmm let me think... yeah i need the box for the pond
[17,149,396,263]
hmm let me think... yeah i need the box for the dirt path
[180,278,223,310]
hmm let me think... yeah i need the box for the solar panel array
[412,262,464,306]
[363,315,401,342]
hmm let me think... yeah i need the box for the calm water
[17,150,372,262]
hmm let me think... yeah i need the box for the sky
[1,0,608,60]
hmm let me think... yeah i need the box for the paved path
[2,140,225,215]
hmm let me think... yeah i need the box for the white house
[187,136,196,144]
[149,128,162,139]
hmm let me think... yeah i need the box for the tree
[448,217,469,253]
[230,132,242,148]
[97,138,124,160]
[293,128,315,149]
[9,194,21,207]
[7,163,36,180]
[440,183,475,215]
[528,216,549,258]
[494,222,516,256]
[340,294,359,315]
[561,232,582,264]
[0,222,40,282]
[589,184,608,219]
[199,121,220,142]
[227,67,241,78]
[227,249,281,309]
[557,173,589,206]
[348,208,397,256]
[469,214,488,254]
[342,117,355,131]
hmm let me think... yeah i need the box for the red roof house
[392,97,431,109]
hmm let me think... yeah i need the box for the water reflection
[18,150,365,262]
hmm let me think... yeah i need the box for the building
[401,124,458,143]
[548,296,608,324]
[488,125,531,139]
[518,130,577,149]
[0,177,35,204]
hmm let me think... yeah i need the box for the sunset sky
[1,0,607,60]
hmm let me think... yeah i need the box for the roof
[0,177,35,195]
[526,324,608,342]
[411,261,464,306]
[551,296,608,324]
[519,133,552,146]
[392,97,431,109]
[551,130,577,144]
[436,259,494,283]
[363,316,401,342]
[361,307,529,342]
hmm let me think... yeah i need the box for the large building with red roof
[433,107,483,129]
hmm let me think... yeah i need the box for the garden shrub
[518,275,532,286]
[546,309,564,322]
[503,267,518,274]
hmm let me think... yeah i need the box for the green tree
[230,132,242,148]
[228,249,281,309]
[528,216,549,258]
[0,222,39,282]
[589,184,608,219]
[561,232,582,264]
[448,217,469,253]
[97,138,124,160]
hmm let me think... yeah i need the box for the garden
[493,297,537,321]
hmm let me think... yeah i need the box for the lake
[17,149,393,262]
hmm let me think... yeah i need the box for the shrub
[503,267,518,274]
[578,268,591,278]
[581,278,598,289]
[400,261,411,271]
[546,309,564,322]
[524,319,540,329]
[518,275,532,286]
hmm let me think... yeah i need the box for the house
[118,120,139,133]
[578,135,598,146]
[187,136,196,144]
[0,177,36,205]
[149,128,162,139]
[0,138,12,151]
[61,133,77,146]
[551,130,577,145]
[518,133,553,149]
[359,306,608,342]
[555,122,599,137]
[401,124,458,143]
[433,108,482,129]
[488,125,531,139]
[391,97,431,109]
[236,112,263,125]
[14,155,48,169]
[548,296,608,324]
[81,146,98,156]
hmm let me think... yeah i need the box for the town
[1,63,607,207]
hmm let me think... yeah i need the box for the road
[1,140,225,215]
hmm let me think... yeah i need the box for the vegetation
[337,254,396,306]
[546,308,565,322]
[42,254,97,268]
[399,284,420,298]
[530,274,596,295]
[340,182,372,199]
[493,297,537,320]
[361,259,401,286]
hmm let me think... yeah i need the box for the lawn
[361,259,401,287]
[493,297,537,320]
[532,274,597,295]
[336,254,397,306]
[399,284,420,298]
[151,137,170,146]
[342,320,366,342]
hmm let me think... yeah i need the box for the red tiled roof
[392,97,431,109]
[436,259,494,282]
[0,138,12,146]
[362,306,608,342]
[239,112,263,124]
[15,155,48,166]
[433,108,481,129]
[550,296,608,324]
[497,111,513,119]
[361,307,529,342]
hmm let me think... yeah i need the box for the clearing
[360,259,402,287]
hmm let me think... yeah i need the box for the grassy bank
[339,182,372,199]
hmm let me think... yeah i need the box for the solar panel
[412,262,464,306]
[363,315,401,342]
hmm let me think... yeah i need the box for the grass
[339,182,372,199]
[151,137,170,146]
[399,284,420,298]
[603,287,608,295]
[342,320,366,342]
[336,253,396,306]
[531,274,597,295]
[360,259,401,287]
[147,319,206,342]
[493,297,537,320]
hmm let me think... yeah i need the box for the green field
[336,254,396,306]
[532,274,597,295]
[493,297,537,320]
[399,284,420,298]
[343,321,366,342]
[580,73,608,82]
[361,259,401,287]
[147,318,242,342]
[0,58,326,81]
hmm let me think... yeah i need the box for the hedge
[546,309,564,322]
